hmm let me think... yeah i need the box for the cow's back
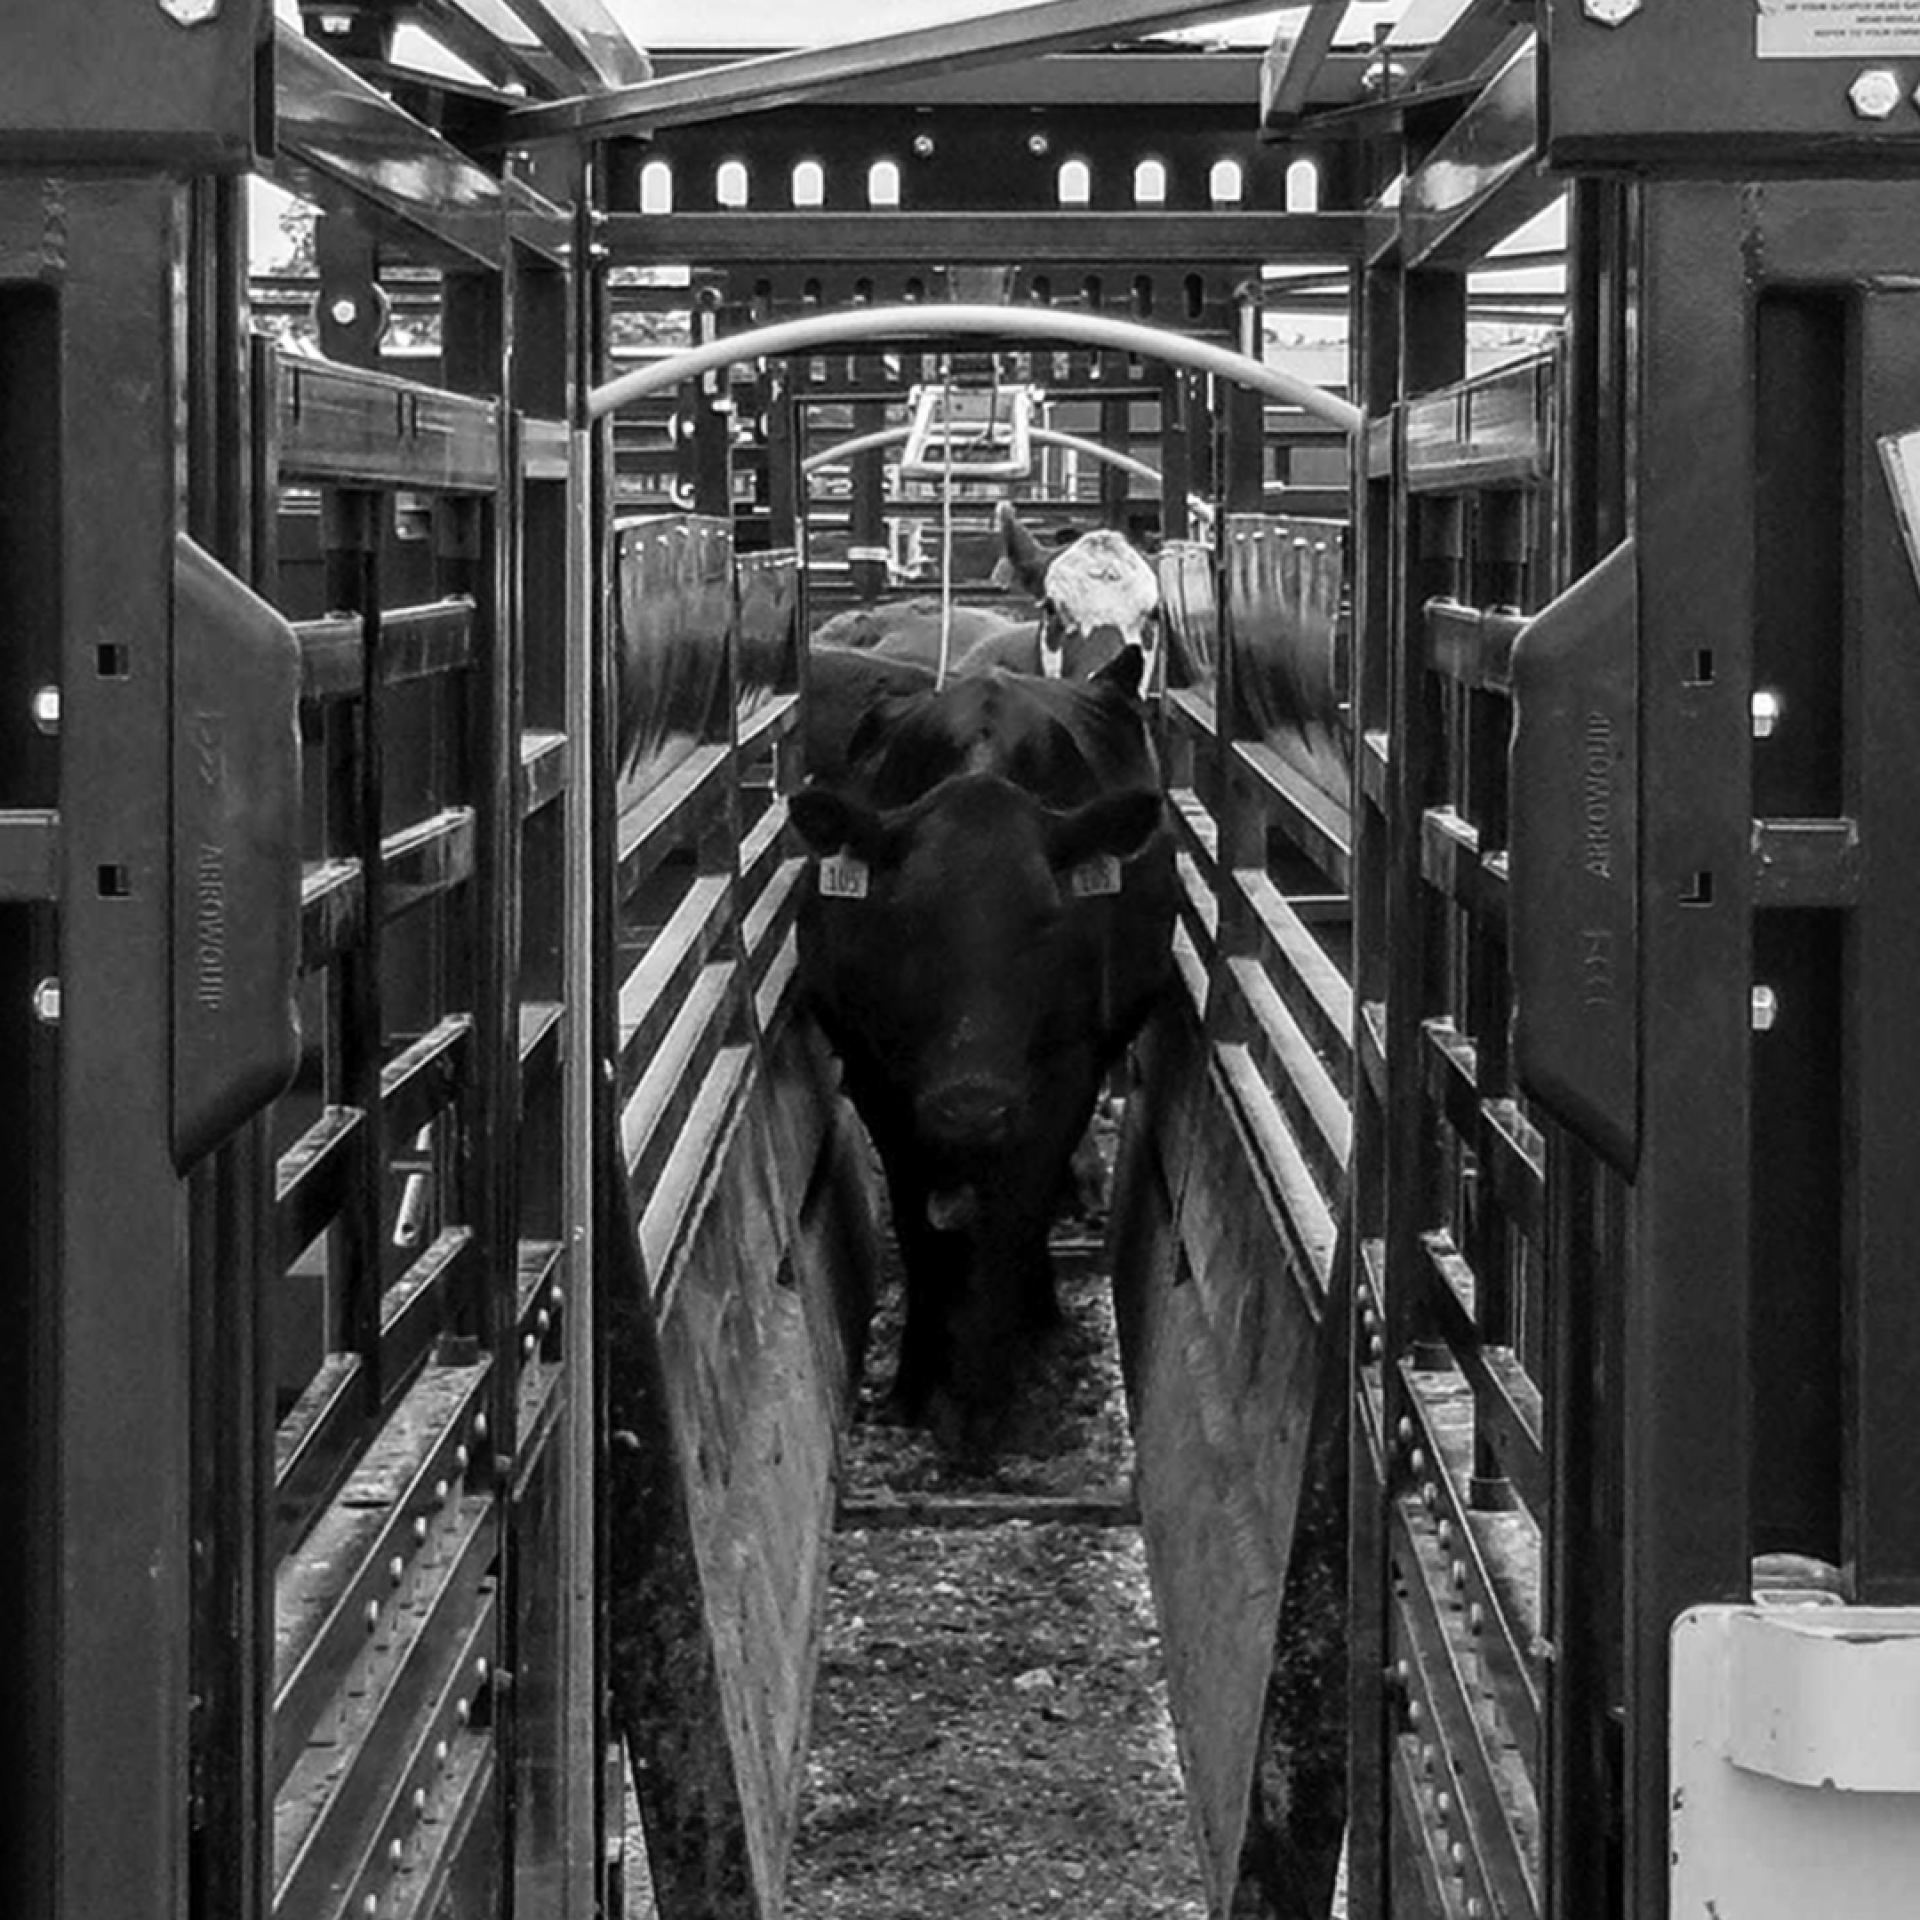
[804,645,936,787]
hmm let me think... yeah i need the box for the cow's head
[996,502,1161,686]
[789,771,1161,1157]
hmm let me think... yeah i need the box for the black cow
[789,655,1175,1444]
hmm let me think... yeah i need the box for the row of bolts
[15,679,1796,1035]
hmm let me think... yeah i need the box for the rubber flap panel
[1509,538,1638,1174]
[172,533,302,1169]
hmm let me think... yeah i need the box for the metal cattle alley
[8,5,1920,1920]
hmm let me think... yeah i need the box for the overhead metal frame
[509,0,1329,141]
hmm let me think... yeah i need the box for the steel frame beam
[635,47,1338,110]
[1261,0,1350,128]
[1398,38,1554,271]
[508,0,1308,140]
[492,0,652,91]
[605,209,1382,267]
[272,22,570,267]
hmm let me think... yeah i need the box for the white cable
[936,370,957,690]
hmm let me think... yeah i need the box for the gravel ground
[782,1211,1209,1920]
[627,1109,1212,1919]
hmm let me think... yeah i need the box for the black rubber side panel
[1509,537,1638,1173]
[172,531,302,1169]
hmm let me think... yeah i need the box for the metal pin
[30,686,59,734]
[31,979,60,1025]
[1752,985,1779,1033]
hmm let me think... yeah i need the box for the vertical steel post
[565,154,611,1919]
[181,169,274,1920]
[1344,238,1401,1920]
[1625,180,1756,1918]
[1544,173,1636,1920]
[1850,284,1920,1607]
[51,170,194,1920]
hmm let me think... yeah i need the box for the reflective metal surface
[1400,38,1557,269]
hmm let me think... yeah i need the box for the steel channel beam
[1401,0,1532,92]
[1260,0,1349,129]
[494,0,652,90]
[636,45,1332,109]
[271,23,569,267]
[605,209,1382,267]
[508,0,1310,140]
[1399,38,1558,272]
[405,1,580,97]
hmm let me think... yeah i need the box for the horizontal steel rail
[606,209,1386,267]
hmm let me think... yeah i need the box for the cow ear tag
[818,852,870,899]
[1069,854,1123,897]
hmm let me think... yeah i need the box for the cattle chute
[588,302,1365,433]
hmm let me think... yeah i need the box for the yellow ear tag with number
[1069,855,1122,897]
[818,853,870,899]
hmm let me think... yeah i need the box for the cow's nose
[917,1077,1019,1146]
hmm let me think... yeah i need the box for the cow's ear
[1092,646,1145,698]
[996,499,1051,600]
[1046,788,1163,871]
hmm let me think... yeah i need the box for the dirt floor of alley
[626,1187,1213,1919]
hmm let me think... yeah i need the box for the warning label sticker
[1759,0,1920,58]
